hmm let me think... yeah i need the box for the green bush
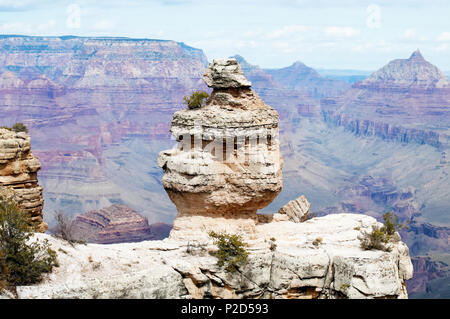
[381,211,408,235]
[359,211,408,252]
[208,231,248,273]
[12,122,28,133]
[359,225,389,251]
[0,126,12,131]
[0,197,58,290]
[183,91,209,109]
[0,123,28,133]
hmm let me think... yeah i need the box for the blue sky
[1,0,450,70]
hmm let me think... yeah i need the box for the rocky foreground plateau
[5,214,412,299]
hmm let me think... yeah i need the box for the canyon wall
[0,35,208,224]
[0,128,47,232]
[321,50,450,149]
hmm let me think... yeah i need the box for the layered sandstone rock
[0,128,47,232]
[71,204,154,244]
[158,58,283,239]
[276,195,311,223]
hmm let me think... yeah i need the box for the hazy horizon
[1,1,450,70]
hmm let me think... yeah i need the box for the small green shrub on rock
[359,225,389,251]
[0,126,12,131]
[359,211,409,252]
[208,231,248,273]
[0,196,58,290]
[0,123,28,133]
[12,122,28,133]
[183,91,209,109]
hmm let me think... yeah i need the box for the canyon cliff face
[0,35,208,225]
[264,61,350,99]
[406,256,450,297]
[0,128,47,232]
[322,50,450,148]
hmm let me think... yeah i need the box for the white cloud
[435,43,449,52]
[93,19,116,31]
[267,25,309,39]
[0,19,57,35]
[437,32,450,41]
[324,26,360,38]
[0,22,33,34]
[236,40,257,49]
[37,19,56,32]
[402,28,416,40]
[242,29,264,38]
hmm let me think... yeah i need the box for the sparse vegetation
[0,126,12,131]
[208,231,249,273]
[88,256,102,270]
[183,91,209,109]
[0,123,29,133]
[312,237,323,247]
[340,283,350,292]
[0,196,58,290]
[381,211,409,235]
[51,210,85,245]
[359,211,409,252]
[269,237,277,251]
[12,122,28,133]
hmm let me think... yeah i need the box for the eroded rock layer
[322,50,450,148]
[0,128,47,232]
[158,58,283,237]
[71,204,154,244]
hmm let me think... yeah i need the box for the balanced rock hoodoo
[0,128,47,232]
[158,58,283,239]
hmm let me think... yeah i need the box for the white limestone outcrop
[8,214,413,299]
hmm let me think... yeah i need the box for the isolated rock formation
[9,214,413,299]
[159,58,283,239]
[203,58,252,88]
[0,128,47,232]
[276,195,311,223]
[71,204,154,244]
